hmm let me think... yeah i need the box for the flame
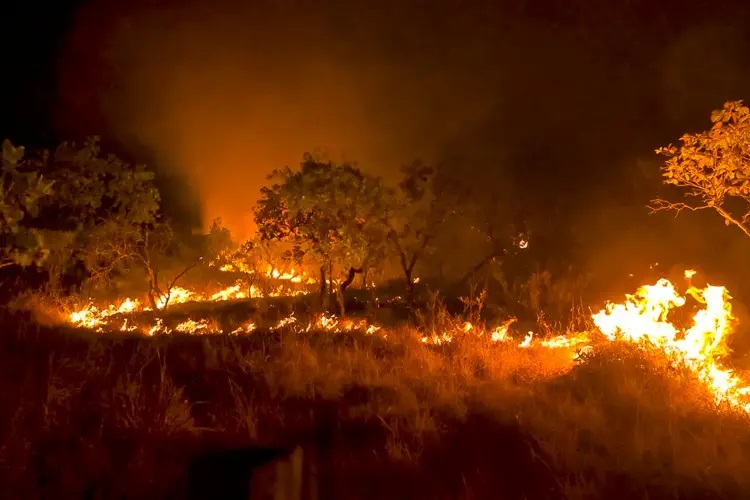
[67,277,309,331]
[265,265,314,283]
[210,284,247,301]
[60,266,750,414]
[68,297,141,331]
[592,277,750,412]
[518,332,534,348]
[414,272,750,413]
[491,325,509,342]
[209,249,316,284]
[231,323,257,335]
[174,319,213,334]
[147,318,168,336]
[537,334,590,349]
[155,287,196,309]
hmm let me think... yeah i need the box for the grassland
[2,291,750,499]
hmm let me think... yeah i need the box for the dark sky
[4,0,750,292]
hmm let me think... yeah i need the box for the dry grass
[1,293,749,499]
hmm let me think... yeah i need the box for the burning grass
[3,272,750,497]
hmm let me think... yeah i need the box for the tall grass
[1,287,749,498]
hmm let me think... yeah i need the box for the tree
[213,238,263,294]
[651,100,750,239]
[19,137,164,290]
[207,221,295,297]
[82,220,199,310]
[381,161,448,301]
[1,136,193,302]
[0,140,56,269]
[255,154,389,313]
[40,136,160,229]
[41,137,161,277]
[204,218,235,263]
[432,160,527,284]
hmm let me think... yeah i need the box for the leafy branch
[650,100,750,239]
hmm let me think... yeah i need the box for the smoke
[57,0,503,238]
[55,0,750,290]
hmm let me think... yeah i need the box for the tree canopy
[0,140,55,268]
[382,161,448,296]
[255,154,390,282]
[652,100,750,239]
[1,136,166,295]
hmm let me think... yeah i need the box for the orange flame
[62,268,750,414]
[592,277,750,411]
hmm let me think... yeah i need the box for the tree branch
[714,204,750,240]
[166,257,202,292]
[407,234,431,274]
[648,198,713,217]
[649,198,750,240]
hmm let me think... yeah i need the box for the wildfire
[415,272,750,413]
[591,276,750,412]
[66,276,310,333]
[155,287,196,309]
[265,265,316,284]
[60,267,750,414]
[69,297,140,331]
[210,284,247,301]
[210,253,316,285]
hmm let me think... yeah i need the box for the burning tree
[255,153,389,314]
[652,100,750,239]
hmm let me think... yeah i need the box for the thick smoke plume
[57,1,503,237]
[56,0,750,296]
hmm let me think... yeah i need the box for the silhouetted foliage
[653,100,750,239]
[382,161,448,301]
[0,139,56,268]
[81,220,199,309]
[0,136,173,296]
[255,154,390,313]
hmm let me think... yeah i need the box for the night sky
[4,0,750,296]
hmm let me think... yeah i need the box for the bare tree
[83,221,200,310]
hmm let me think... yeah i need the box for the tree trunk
[246,272,257,298]
[336,289,346,317]
[398,247,421,306]
[319,265,327,305]
[362,268,377,308]
[146,266,163,310]
[460,250,502,285]
[405,266,414,305]
[340,267,362,293]
[337,267,362,317]
[327,262,334,311]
